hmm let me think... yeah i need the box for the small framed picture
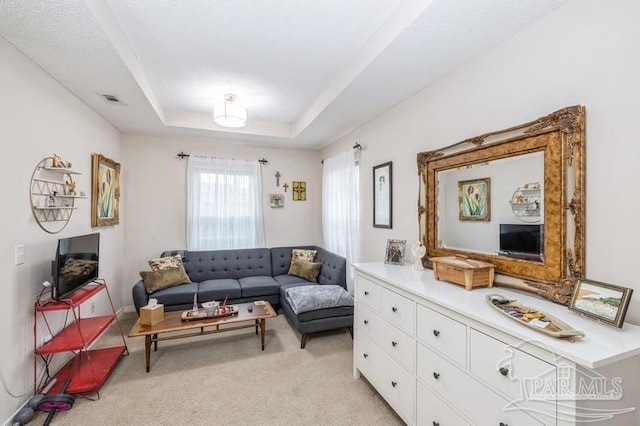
[385,239,406,265]
[568,278,633,328]
[270,193,284,208]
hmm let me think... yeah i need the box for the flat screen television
[52,233,100,300]
[499,224,544,261]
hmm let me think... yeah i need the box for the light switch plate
[15,244,24,265]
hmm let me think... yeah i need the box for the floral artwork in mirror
[373,161,392,228]
[91,154,120,227]
[458,177,491,221]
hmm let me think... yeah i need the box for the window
[322,149,360,291]
[187,156,265,250]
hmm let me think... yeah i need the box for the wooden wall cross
[292,181,306,201]
[282,183,289,192]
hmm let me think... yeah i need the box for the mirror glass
[437,151,544,256]
[417,106,585,305]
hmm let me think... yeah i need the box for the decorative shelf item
[30,155,86,234]
[509,182,542,223]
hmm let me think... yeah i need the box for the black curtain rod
[320,143,362,164]
[177,152,268,164]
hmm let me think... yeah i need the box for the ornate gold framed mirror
[417,106,585,304]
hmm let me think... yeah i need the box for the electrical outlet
[90,301,96,313]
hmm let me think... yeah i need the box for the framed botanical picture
[373,161,392,228]
[91,154,120,227]
[385,239,406,265]
[569,278,633,328]
[458,177,491,221]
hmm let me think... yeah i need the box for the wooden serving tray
[487,294,585,340]
[181,305,239,321]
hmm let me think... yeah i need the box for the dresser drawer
[417,303,467,367]
[355,302,381,338]
[376,312,415,372]
[417,382,470,426]
[382,288,415,335]
[417,343,543,425]
[469,329,556,423]
[469,329,556,401]
[357,275,383,312]
[356,333,414,424]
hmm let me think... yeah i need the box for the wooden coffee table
[128,302,277,372]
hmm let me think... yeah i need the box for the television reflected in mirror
[499,224,543,262]
[53,232,100,300]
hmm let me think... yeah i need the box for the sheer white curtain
[322,149,360,292]
[187,156,265,250]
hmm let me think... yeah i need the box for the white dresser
[353,263,640,426]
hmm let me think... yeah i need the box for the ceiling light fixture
[213,94,247,128]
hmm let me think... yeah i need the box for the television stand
[34,280,128,399]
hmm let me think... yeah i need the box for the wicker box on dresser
[353,262,640,426]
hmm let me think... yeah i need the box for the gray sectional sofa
[132,245,353,347]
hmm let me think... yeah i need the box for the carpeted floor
[31,311,403,425]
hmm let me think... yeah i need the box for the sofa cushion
[315,248,348,288]
[148,254,185,271]
[283,284,354,315]
[198,279,242,302]
[291,249,317,262]
[184,248,272,282]
[274,275,313,287]
[151,282,199,307]
[270,246,318,277]
[238,276,280,298]
[288,259,321,282]
[140,267,192,293]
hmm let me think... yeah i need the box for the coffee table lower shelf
[128,302,277,372]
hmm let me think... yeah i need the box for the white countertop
[354,262,640,369]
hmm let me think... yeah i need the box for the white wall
[0,37,123,422]
[322,0,640,324]
[121,133,323,297]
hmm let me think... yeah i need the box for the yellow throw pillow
[291,249,317,262]
[288,258,322,283]
[140,267,191,293]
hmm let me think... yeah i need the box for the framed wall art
[569,278,633,328]
[373,161,392,228]
[270,193,284,208]
[292,181,306,201]
[91,154,120,227]
[384,239,406,265]
[458,177,491,221]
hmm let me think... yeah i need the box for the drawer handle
[433,423,440,426]
[363,320,369,325]
[433,372,440,380]
[433,329,440,337]
[391,341,398,347]
[499,367,509,377]
[391,381,397,387]
[364,291,369,296]
[363,353,368,358]
[500,423,508,426]
[392,306,398,312]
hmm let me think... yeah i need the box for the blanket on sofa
[284,285,353,314]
